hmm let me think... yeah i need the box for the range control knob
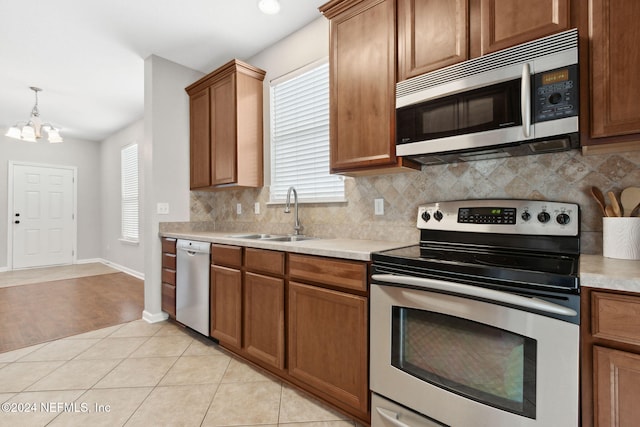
[521,211,531,222]
[556,213,571,225]
[421,211,431,222]
[537,211,551,223]
[433,210,444,222]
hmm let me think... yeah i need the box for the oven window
[391,307,536,419]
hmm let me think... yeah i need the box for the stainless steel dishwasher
[176,239,210,336]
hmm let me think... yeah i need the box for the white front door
[11,163,76,269]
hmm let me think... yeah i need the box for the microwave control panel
[533,64,579,122]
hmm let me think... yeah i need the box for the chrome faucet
[284,186,302,235]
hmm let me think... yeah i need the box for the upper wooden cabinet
[398,0,570,80]
[478,0,570,56]
[579,0,640,153]
[185,59,265,190]
[320,0,420,175]
[398,0,469,80]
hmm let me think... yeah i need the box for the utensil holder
[603,217,640,260]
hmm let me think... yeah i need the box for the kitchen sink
[227,233,316,242]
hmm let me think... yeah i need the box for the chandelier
[5,87,63,143]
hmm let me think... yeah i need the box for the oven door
[370,278,579,427]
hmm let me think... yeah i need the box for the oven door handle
[371,274,577,317]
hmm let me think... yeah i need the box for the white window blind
[270,60,344,203]
[121,143,139,242]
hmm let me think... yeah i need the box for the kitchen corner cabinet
[161,238,177,318]
[210,244,243,348]
[581,287,640,427]
[288,253,369,420]
[578,0,640,154]
[320,0,420,176]
[397,0,570,80]
[185,59,265,190]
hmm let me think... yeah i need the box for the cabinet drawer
[162,253,176,269]
[592,291,640,346]
[245,248,285,276]
[162,268,176,286]
[161,237,177,254]
[288,254,367,293]
[162,283,176,318]
[211,244,242,268]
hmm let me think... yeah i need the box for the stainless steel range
[370,199,580,427]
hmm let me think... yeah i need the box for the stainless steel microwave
[396,29,579,165]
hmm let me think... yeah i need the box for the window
[270,59,344,203]
[121,143,139,242]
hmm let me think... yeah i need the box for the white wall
[142,55,203,322]
[248,17,329,183]
[100,119,145,276]
[0,135,102,269]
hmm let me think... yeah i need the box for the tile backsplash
[189,149,640,254]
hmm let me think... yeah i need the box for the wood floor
[0,272,144,353]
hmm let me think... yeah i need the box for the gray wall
[100,119,145,276]
[0,135,102,269]
[142,54,203,322]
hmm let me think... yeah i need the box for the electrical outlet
[157,202,169,215]
[236,203,242,215]
[375,198,384,215]
[254,202,260,214]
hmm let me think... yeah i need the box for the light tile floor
[0,320,356,427]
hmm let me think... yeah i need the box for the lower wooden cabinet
[160,237,177,318]
[210,264,242,348]
[244,272,285,369]
[288,281,368,416]
[581,287,640,427]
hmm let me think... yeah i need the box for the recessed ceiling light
[258,0,280,15]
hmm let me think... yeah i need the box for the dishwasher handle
[176,239,211,254]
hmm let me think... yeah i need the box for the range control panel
[417,199,579,236]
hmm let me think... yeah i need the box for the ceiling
[0,0,326,142]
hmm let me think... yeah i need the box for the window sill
[119,238,140,246]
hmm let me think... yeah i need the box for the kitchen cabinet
[160,237,177,318]
[319,0,420,175]
[578,0,640,154]
[287,253,369,420]
[243,248,285,370]
[397,0,570,80]
[185,59,265,189]
[581,287,640,427]
[210,244,242,348]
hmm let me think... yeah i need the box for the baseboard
[78,258,144,280]
[142,310,169,324]
[0,266,8,273]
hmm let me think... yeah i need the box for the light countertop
[580,254,640,293]
[159,231,412,262]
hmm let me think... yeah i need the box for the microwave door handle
[371,274,577,317]
[521,63,531,138]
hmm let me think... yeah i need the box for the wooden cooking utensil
[607,191,622,217]
[590,186,607,216]
[630,201,640,217]
[620,187,640,217]
[605,205,616,217]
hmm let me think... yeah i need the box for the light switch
[375,198,384,215]
[254,202,260,214]
[236,203,242,215]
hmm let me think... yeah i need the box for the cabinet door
[244,272,285,369]
[398,0,468,80]
[329,0,397,172]
[479,0,570,55]
[589,0,640,139]
[210,265,242,348]
[593,346,640,426]
[211,74,237,186]
[288,281,368,414]
[189,88,211,189]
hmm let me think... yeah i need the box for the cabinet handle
[521,63,531,138]
[376,407,412,427]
